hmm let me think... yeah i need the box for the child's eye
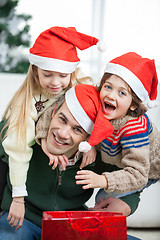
[44,74,52,77]
[60,74,68,78]
[104,84,111,90]
[120,91,126,96]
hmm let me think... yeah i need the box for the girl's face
[100,74,135,120]
[37,68,71,95]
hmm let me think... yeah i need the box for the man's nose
[58,127,70,139]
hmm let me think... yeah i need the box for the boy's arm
[93,152,140,216]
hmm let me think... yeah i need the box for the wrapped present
[41,211,127,240]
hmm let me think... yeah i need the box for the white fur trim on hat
[105,62,150,103]
[147,100,159,109]
[79,141,91,152]
[97,40,106,52]
[29,53,80,73]
[65,87,94,134]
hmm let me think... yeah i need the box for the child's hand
[80,146,97,169]
[7,197,25,230]
[49,154,69,171]
[41,138,69,170]
[75,170,107,189]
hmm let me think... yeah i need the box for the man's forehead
[58,101,84,129]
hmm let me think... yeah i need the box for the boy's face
[100,75,135,120]
[46,101,88,156]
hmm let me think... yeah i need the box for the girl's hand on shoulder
[7,197,25,230]
[80,146,97,169]
[49,154,69,170]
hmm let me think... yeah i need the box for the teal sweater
[0,121,140,228]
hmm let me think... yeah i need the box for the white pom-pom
[97,40,106,52]
[147,100,159,109]
[78,141,91,153]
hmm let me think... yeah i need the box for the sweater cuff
[102,172,116,192]
[12,185,28,197]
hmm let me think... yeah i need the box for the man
[0,85,140,240]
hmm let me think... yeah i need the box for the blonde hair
[1,65,93,146]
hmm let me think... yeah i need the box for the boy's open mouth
[104,102,116,111]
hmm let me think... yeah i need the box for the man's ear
[51,105,57,118]
[85,134,90,141]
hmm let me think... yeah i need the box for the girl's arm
[7,197,25,230]
[41,138,69,170]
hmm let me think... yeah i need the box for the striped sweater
[101,114,160,193]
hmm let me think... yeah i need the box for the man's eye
[59,117,66,123]
[74,127,82,134]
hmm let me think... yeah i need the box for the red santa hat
[65,84,114,152]
[29,26,105,73]
[104,52,159,108]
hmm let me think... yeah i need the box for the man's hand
[75,170,107,189]
[80,146,97,169]
[7,197,25,230]
[89,197,131,216]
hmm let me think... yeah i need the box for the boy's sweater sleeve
[2,103,38,197]
[103,140,150,193]
[102,115,152,193]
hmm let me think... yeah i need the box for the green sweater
[0,121,140,228]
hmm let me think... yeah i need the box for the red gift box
[41,211,127,240]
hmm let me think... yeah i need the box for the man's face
[47,101,88,155]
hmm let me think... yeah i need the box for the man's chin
[47,144,70,155]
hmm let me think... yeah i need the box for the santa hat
[65,84,114,152]
[29,26,106,73]
[104,52,159,108]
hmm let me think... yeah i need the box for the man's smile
[52,132,70,146]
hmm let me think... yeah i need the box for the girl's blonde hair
[1,65,93,146]
[98,73,147,117]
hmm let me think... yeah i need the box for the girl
[1,26,103,229]
[75,52,160,202]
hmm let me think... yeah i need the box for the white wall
[0,73,25,120]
